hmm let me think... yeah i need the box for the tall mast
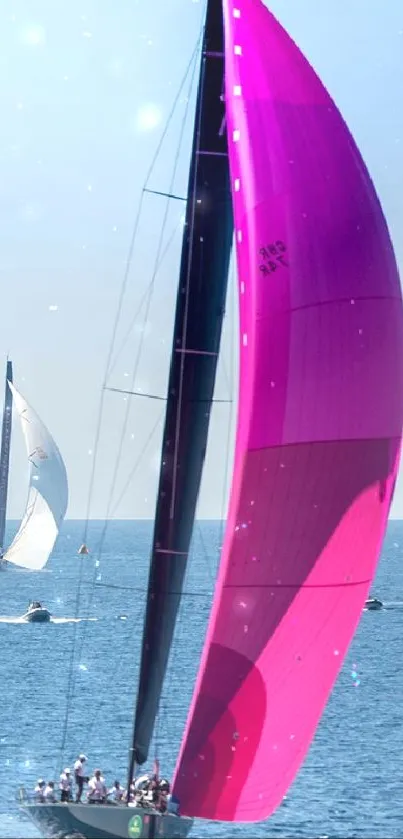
[0,359,13,554]
[128,0,232,783]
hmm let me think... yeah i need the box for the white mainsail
[4,382,68,571]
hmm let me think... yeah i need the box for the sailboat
[20,0,403,836]
[0,359,68,572]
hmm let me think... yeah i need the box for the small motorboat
[364,596,383,611]
[22,601,51,623]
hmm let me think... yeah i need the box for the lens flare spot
[20,24,46,47]
[134,103,162,132]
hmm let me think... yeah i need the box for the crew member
[74,753,88,802]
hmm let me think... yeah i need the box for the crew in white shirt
[43,781,56,802]
[87,769,107,803]
[59,768,72,802]
[33,779,45,802]
[73,753,88,803]
[107,780,123,802]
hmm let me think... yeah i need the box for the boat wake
[52,617,99,624]
[379,601,403,609]
[0,616,98,624]
[1,566,53,573]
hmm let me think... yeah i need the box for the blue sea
[0,519,402,839]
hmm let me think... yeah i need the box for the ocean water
[0,518,402,839]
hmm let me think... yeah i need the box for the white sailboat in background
[0,359,68,571]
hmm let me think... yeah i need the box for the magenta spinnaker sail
[172,0,403,823]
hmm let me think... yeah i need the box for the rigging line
[73,403,161,664]
[71,411,163,692]
[83,35,202,535]
[154,575,192,754]
[81,601,144,747]
[81,184,144,541]
[107,214,184,379]
[59,42,204,749]
[105,387,165,401]
[107,37,202,379]
[104,386,232,403]
[74,36,200,673]
[91,37,201,551]
[57,573,91,771]
[94,581,212,596]
[110,411,163,517]
[143,188,186,201]
[93,52,199,545]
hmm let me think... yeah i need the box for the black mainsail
[0,359,13,555]
[129,0,232,776]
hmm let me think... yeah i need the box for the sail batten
[172,0,403,822]
[129,0,233,775]
[4,383,68,571]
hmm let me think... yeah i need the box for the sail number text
[259,240,288,275]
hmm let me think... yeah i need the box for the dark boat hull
[21,802,193,839]
[365,597,383,611]
[23,608,51,623]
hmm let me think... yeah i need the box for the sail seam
[248,434,401,452]
[282,294,402,315]
[222,579,371,589]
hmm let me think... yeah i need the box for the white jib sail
[4,382,68,570]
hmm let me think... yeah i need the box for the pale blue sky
[0,0,402,520]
